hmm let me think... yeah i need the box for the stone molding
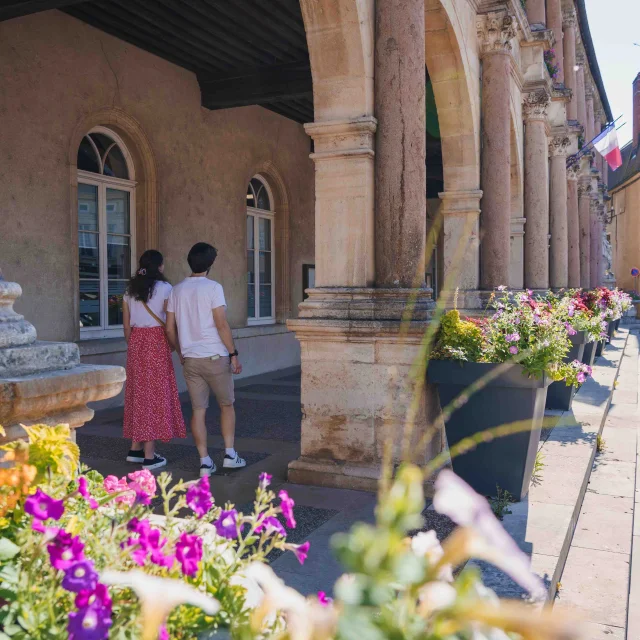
[575,51,586,67]
[477,11,518,56]
[562,8,577,28]
[585,85,594,100]
[438,189,483,216]
[523,88,551,121]
[510,216,526,237]
[578,180,592,198]
[304,117,377,160]
[549,135,571,157]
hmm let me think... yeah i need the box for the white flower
[418,581,457,615]
[411,531,453,581]
[101,570,220,640]
[433,470,545,600]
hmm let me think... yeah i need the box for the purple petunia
[509,346,518,355]
[255,515,286,536]
[577,371,587,384]
[318,591,332,607]
[259,472,272,490]
[564,322,577,336]
[175,532,203,576]
[286,541,310,565]
[48,531,85,571]
[75,584,112,611]
[214,509,239,539]
[77,477,98,510]
[24,488,65,522]
[186,477,213,519]
[158,625,169,640]
[62,560,99,593]
[505,333,520,343]
[67,603,112,640]
[278,490,296,529]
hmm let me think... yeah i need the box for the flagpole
[566,116,623,167]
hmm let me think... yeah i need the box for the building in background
[608,73,640,292]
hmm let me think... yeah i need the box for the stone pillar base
[287,288,444,492]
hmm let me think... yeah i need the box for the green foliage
[532,451,545,486]
[489,486,513,521]
[431,309,484,362]
[597,434,606,453]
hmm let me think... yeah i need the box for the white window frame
[78,127,137,339]
[247,176,276,326]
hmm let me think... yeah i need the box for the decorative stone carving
[575,51,586,68]
[577,180,592,198]
[562,8,577,28]
[603,233,614,277]
[549,136,571,157]
[523,89,551,121]
[477,12,518,55]
[567,162,581,181]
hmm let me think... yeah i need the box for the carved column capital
[549,136,571,157]
[577,180,592,198]
[585,85,594,100]
[477,12,518,56]
[567,162,581,181]
[594,107,605,124]
[523,89,551,121]
[576,51,586,67]
[562,8,578,28]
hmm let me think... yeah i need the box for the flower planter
[595,322,611,357]
[581,340,597,367]
[614,318,620,331]
[546,331,587,411]
[427,360,551,501]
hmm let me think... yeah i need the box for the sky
[585,0,640,147]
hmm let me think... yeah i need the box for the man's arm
[213,306,242,375]
[166,311,183,363]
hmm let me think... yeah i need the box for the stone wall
[0,10,315,343]
[611,183,640,291]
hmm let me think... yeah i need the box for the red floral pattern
[123,327,186,443]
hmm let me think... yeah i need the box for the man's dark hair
[188,242,218,273]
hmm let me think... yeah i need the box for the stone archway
[68,107,158,340]
[425,0,482,294]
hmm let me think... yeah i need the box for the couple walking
[121,243,245,477]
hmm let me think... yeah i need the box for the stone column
[526,0,545,27]
[590,197,600,286]
[547,0,564,84]
[586,89,595,144]
[549,135,571,288]
[578,179,592,288]
[563,9,578,121]
[576,58,587,131]
[375,0,425,288]
[523,89,551,289]
[567,163,581,287]
[478,12,518,290]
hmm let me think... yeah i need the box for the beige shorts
[183,356,235,410]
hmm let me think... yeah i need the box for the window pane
[89,133,113,163]
[308,266,315,289]
[258,217,271,251]
[108,281,126,326]
[106,188,130,234]
[247,250,255,284]
[107,235,130,279]
[248,285,256,318]
[259,251,271,284]
[77,137,100,173]
[79,233,99,278]
[259,285,272,317]
[256,184,271,211]
[247,215,254,249]
[79,280,100,327]
[246,184,256,207]
[78,183,98,231]
[104,145,129,180]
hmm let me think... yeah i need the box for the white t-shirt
[167,277,228,358]
[124,281,172,328]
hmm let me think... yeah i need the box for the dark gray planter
[614,318,620,331]
[596,321,612,357]
[427,360,551,501]
[546,331,587,411]
[607,321,616,341]
[581,340,597,367]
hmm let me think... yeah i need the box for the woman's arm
[123,299,131,344]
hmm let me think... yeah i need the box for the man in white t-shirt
[166,242,246,477]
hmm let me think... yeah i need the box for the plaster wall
[0,10,315,344]
[612,183,640,291]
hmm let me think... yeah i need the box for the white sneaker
[223,453,246,469]
[200,462,217,478]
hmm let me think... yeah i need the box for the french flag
[593,125,623,171]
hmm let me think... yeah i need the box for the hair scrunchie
[137,268,147,276]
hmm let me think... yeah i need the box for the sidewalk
[554,331,639,639]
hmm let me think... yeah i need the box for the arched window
[246,176,275,324]
[77,127,136,338]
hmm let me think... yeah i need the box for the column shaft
[567,169,581,287]
[578,181,591,288]
[576,65,587,131]
[549,140,570,288]
[523,91,551,289]
[590,201,599,286]
[563,11,578,120]
[374,0,426,288]
[586,94,595,144]
[526,0,546,26]
[547,0,565,83]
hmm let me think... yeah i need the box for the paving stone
[628,536,640,640]
[527,454,588,506]
[603,415,639,429]
[597,427,637,463]
[586,461,636,498]
[610,389,638,404]
[581,623,625,639]
[554,546,630,628]
[607,403,640,418]
[572,501,633,554]
[581,490,633,514]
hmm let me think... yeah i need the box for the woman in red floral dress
[122,250,186,469]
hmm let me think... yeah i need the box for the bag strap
[141,301,166,328]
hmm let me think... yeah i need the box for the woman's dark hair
[188,242,217,274]
[126,249,167,303]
